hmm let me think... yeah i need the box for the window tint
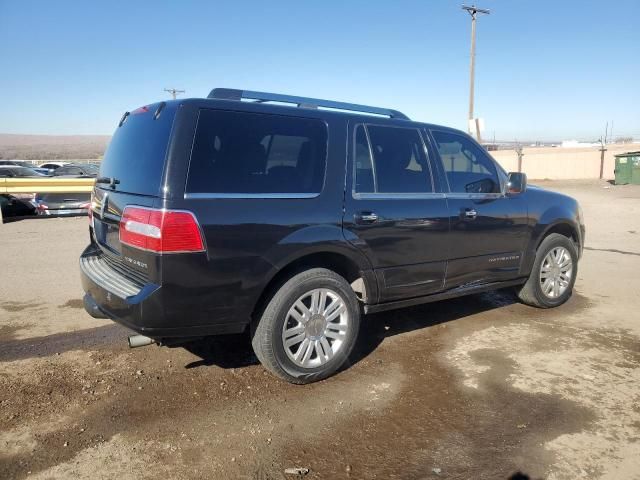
[100,102,177,196]
[188,110,327,194]
[431,130,500,193]
[354,126,375,192]
[354,125,432,194]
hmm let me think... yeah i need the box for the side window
[431,130,500,193]
[354,125,433,194]
[354,126,375,192]
[188,110,327,194]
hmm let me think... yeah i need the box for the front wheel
[515,233,578,308]
[251,268,360,384]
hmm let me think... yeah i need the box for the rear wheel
[251,268,360,384]
[516,233,578,308]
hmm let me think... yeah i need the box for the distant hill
[0,134,111,160]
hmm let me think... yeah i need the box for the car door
[428,129,529,288]
[343,122,449,303]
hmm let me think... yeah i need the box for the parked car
[0,165,47,177]
[0,194,37,219]
[52,163,99,177]
[0,160,35,168]
[80,89,585,384]
[36,192,90,216]
[0,161,50,176]
[39,161,70,171]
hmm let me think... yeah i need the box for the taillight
[119,206,204,253]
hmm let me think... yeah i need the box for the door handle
[355,212,379,224]
[463,208,478,219]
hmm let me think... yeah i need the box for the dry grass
[0,134,110,160]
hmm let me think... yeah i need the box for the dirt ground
[1,180,639,480]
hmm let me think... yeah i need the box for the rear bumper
[79,244,247,338]
[39,208,87,216]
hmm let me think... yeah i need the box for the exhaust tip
[128,335,156,348]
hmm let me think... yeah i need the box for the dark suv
[80,88,585,384]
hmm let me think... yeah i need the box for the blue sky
[0,0,638,141]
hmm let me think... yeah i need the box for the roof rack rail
[208,88,410,120]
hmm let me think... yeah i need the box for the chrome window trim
[184,192,320,200]
[445,192,505,200]
[353,192,446,200]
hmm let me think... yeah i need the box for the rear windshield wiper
[96,177,120,187]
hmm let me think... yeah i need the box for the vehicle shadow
[181,289,516,371]
[346,288,514,370]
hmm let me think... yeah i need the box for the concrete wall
[490,143,639,180]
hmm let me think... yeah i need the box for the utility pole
[515,142,524,173]
[462,5,490,142]
[610,120,614,144]
[599,137,607,180]
[164,88,185,100]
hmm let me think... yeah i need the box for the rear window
[187,110,327,195]
[100,102,177,196]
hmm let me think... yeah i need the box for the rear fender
[252,224,378,304]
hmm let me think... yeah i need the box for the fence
[491,143,638,180]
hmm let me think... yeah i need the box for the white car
[38,161,70,171]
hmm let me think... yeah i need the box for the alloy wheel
[281,288,349,368]
[539,246,573,298]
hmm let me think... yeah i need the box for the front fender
[521,193,582,274]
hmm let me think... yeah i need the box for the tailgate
[91,187,160,283]
[90,100,178,283]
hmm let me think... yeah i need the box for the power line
[164,88,185,100]
[462,4,490,143]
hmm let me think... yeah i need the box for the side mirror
[507,172,527,194]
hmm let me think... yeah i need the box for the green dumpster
[614,151,640,185]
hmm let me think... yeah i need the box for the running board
[364,278,526,314]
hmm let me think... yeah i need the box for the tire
[251,268,360,384]
[515,233,578,308]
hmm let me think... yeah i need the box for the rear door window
[354,125,433,194]
[187,110,327,195]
